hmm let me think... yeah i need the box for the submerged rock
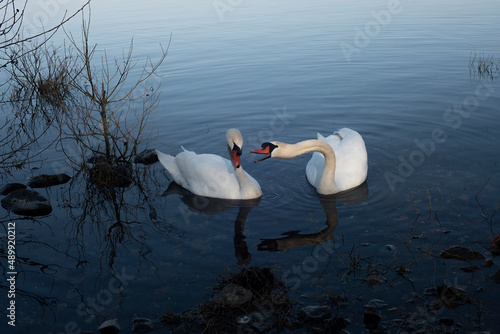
[490,235,500,256]
[0,183,27,196]
[364,299,387,309]
[364,307,381,331]
[27,173,71,188]
[460,265,479,273]
[298,305,331,321]
[98,319,120,334]
[134,149,159,165]
[440,245,485,261]
[1,189,52,216]
[491,268,500,284]
[132,318,154,333]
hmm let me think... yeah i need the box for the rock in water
[491,268,500,284]
[298,305,332,321]
[364,307,381,331]
[1,189,52,216]
[134,149,159,165]
[27,174,71,188]
[440,245,485,261]
[98,319,121,334]
[0,183,27,196]
[89,162,133,188]
[132,318,154,333]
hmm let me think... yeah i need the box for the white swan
[155,129,262,200]
[251,128,367,195]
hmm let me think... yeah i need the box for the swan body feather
[156,129,262,200]
[306,128,367,193]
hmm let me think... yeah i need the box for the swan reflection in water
[163,182,260,265]
[258,182,368,252]
[163,181,368,263]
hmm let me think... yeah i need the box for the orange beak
[232,149,241,168]
[250,146,271,163]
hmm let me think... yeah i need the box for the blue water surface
[1,0,500,332]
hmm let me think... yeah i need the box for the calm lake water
[1,0,500,332]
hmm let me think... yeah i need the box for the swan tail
[155,149,182,181]
[316,132,325,140]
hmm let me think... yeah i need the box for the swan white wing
[156,149,241,199]
[306,151,324,190]
[306,129,367,192]
[331,128,368,191]
[155,149,186,186]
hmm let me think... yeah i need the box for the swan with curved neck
[156,129,262,200]
[251,128,367,195]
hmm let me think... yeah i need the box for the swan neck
[289,140,337,194]
[291,140,334,158]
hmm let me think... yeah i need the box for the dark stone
[134,149,159,165]
[484,259,494,268]
[439,318,454,326]
[27,174,71,188]
[385,244,396,251]
[490,235,500,256]
[298,305,331,321]
[491,268,500,284]
[0,183,27,196]
[440,245,485,261]
[89,162,133,188]
[460,265,479,273]
[1,189,52,216]
[132,318,154,333]
[98,319,120,334]
[364,307,381,331]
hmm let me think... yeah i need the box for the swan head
[250,142,281,162]
[226,129,243,168]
